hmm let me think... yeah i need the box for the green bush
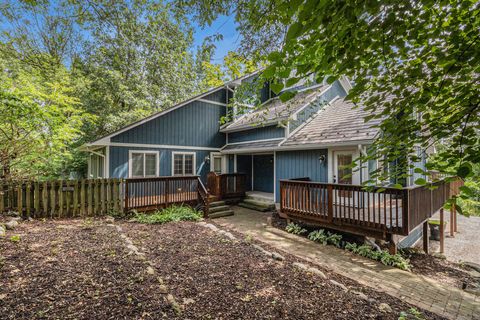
[285,223,307,235]
[308,229,328,245]
[326,231,342,247]
[133,205,202,224]
[344,242,411,271]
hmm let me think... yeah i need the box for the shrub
[326,232,342,247]
[133,205,202,224]
[285,223,307,235]
[308,229,328,245]
[344,242,411,271]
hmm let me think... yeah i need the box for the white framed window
[172,152,196,176]
[128,150,159,178]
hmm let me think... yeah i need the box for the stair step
[238,202,274,212]
[209,210,234,219]
[243,198,275,208]
[209,205,231,213]
[209,201,226,208]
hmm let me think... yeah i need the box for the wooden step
[209,210,234,219]
[209,205,231,213]
[243,198,275,209]
[238,201,274,212]
[209,201,226,208]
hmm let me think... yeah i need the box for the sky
[191,14,241,62]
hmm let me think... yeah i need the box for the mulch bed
[1,217,445,319]
[405,250,478,289]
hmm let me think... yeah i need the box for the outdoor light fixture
[318,155,326,164]
[204,156,210,163]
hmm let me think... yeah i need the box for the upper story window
[129,151,159,178]
[172,152,196,176]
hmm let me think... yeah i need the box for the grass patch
[133,205,202,224]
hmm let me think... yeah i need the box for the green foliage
[345,243,411,271]
[133,205,202,224]
[399,307,425,320]
[9,235,21,243]
[187,0,480,207]
[307,229,342,246]
[285,222,307,235]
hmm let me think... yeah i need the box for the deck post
[387,233,397,255]
[327,184,333,223]
[453,203,458,233]
[439,208,444,254]
[449,206,455,238]
[422,220,429,254]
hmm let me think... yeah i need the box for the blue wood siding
[228,126,285,143]
[203,89,227,103]
[109,146,210,182]
[275,149,328,202]
[110,100,226,148]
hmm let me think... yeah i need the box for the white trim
[234,154,237,172]
[172,151,197,176]
[224,137,284,146]
[251,155,254,190]
[197,98,227,106]
[338,76,353,93]
[220,119,284,133]
[105,146,110,178]
[100,142,220,152]
[210,152,226,174]
[290,85,332,118]
[128,150,160,178]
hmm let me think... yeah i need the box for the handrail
[207,172,247,200]
[280,178,463,237]
[197,177,210,218]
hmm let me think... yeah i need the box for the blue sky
[192,14,240,62]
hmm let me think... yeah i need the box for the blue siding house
[83,74,420,204]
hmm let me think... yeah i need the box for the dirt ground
[1,217,445,319]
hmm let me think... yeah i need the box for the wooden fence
[0,179,123,218]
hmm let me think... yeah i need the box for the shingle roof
[281,98,380,146]
[222,86,327,132]
[222,139,283,152]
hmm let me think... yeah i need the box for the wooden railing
[280,178,463,238]
[0,179,123,218]
[124,176,200,212]
[207,172,247,200]
[197,178,210,218]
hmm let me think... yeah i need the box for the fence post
[17,183,23,216]
[73,180,79,217]
[58,180,64,218]
[42,182,48,217]
[113,179,119,213]
[34,181,40,216]
[50,181,56,218]
[165,179,170,205]
[0,180,4,214]
[80,180,86,217]
[123,179,128,213]
[88,180,93,216]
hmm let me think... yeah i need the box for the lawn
[1,217,443,319]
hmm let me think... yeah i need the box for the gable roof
[83,71,261,147]
[281,98,381,147]
[220,85,328,132]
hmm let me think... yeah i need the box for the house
[83,74,383,200]
[83,73,459,251]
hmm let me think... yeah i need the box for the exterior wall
[109,146,211,182]
[228,126,285,143]
[275,149,328,202]
[110,100,226,148]
[203,89,227,103]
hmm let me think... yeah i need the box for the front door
[253,155,274,193]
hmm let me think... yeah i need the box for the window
[129,151,159,177]
[89,151,105,178]
[172,152,196,176]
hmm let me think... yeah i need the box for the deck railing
[124,176,200,212]
[280,178,462,238]
[207,172,247,200]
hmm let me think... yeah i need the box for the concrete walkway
[215,207,480,320]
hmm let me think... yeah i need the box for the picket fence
[0,179,124,218]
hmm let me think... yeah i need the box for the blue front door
[253,155,274,193]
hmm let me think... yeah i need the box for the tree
[184,0,479,211]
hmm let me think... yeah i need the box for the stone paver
[215,207,480,320]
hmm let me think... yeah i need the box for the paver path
[215,207,480,320]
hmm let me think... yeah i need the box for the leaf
[456,163,472,179]
[286,22,303,41]
[414,178,427,185]
[279,91,296,102]
[270,82,284,94]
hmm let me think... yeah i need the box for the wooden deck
[280,179,463,239]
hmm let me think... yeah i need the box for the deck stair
[208,200,234,219]
[238,194,275,212]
